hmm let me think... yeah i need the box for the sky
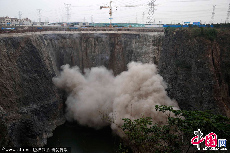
[0,0,229,24]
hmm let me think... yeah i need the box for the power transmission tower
[226,3,230,23]
[91,15,94,26]
[18,11,22,26]
[18,11,22,19]
[37,9,42,24]
[91,16,93,23]
[142,12,145,24]
[64,3,71,22]
[147,0,156,24]
[211,5,216,24]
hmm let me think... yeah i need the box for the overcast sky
[0,0,229,24]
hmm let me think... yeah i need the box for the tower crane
[100,1,158,26]
[100,1,113,27]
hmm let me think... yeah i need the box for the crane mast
[100,1,113,27]
[100,1,154,25]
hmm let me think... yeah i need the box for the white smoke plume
[53,62,179,136]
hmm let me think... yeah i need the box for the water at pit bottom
[46,122,120,153]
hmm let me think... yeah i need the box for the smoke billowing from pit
[53,62,179,136]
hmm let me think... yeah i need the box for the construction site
[1,0,230,152]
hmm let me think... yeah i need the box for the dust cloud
[53,62,179,136]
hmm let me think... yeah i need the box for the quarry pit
[0,29,229,148]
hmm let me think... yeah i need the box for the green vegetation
[164,27,218,41]
[213,23,230,28]
[120,105,230,153]
[192,27,217,41]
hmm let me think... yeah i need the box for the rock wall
[0,36,65,147]
[0,31,163,147]
[1,29,229,147]
[158,28,230,116]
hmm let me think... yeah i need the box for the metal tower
[226,3,230,23]
[142,12,145,24]
[91,15,93,23]
[100,1,113,27]
[211,5,216,24]
[147,0,156,24]
[64,3,71,22]
[18,11,22,19]
[37,9,42,24]
[18,11,22,26]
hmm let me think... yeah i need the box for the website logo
[191,129,227,150]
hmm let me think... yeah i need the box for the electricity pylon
[226,3,230,23]
[211,5,216,24]
[18,11,22,26]
[64,3,71,22]
[37,9,42,24]
[147,0,156,24]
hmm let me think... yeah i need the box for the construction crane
[100,1,113,27]
[100,1,157,26]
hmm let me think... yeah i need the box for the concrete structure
[0,16,12,26]
[71,22,89,27]
[92,23,145,28]
[20,18,32,26]
[0,16,32,26]
[10,18,19,26]
[145,24,163,28]
[32,21,49,26]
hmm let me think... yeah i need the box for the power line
[26,0,228,24]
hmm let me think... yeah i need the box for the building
[33,21,49,26]
[11,18,19,26]
[93,23,145,28]
[0,16,32,26]
[20,18,32,26]
[0,16,11,26]
[71,22,89,27]
[0,17,5,25]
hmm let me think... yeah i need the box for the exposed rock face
[158,29,230,116]
[0,29,229,147]
[0,31,163,147]
[0,35,65,147]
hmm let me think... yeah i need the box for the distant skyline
[0,0,230,24]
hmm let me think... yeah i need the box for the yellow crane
[100,1,158,26]
[100,1,113,27]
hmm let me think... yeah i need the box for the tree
[121,105,230,152]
